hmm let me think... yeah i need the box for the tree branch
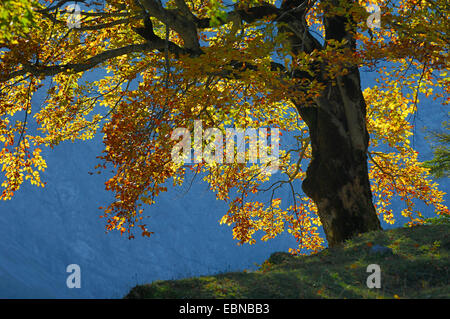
[140,0,201,52]
[195,3,280,29]
[4,42,189,81]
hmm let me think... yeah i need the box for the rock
[370,245,393,255]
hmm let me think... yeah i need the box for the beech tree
[0,0,448,253]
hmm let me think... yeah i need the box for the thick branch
[196,4,280,28]
[174,0,198,22]
[4,42,188,81]
[140,0,201,52]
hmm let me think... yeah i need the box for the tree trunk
[295,67,382,247]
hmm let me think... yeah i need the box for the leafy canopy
[0,0,448,254]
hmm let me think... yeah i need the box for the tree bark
[295,68,382,247]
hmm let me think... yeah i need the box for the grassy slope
[125,222,450,299]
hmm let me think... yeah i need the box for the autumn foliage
[0,0,448,254]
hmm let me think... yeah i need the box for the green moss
[124,223,450,299]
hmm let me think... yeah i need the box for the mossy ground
[125,220,449,299]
